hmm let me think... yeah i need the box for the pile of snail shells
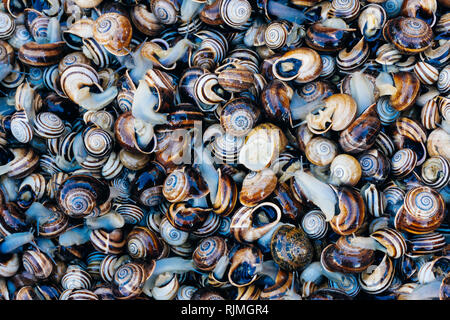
[0,0,448,301]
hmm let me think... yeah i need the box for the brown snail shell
[394,186,445,234]
[112,261,153,299]
[166,202,211,232]
[321,236,376,273]
[382,17,433,54]
[305,19,355,52]
[427,128,450,162]
[93,13,133,56]
[390,148,418,178]
[305,137,339,167]
[359,254,395,295]
[126,226,163,260]
[212,168,238,217]
[217,63,255,93]
[239,169,277,207]
[421,156,450,189]
[130,4,163,36]
[0,148,40,179]
[90,229,126,255]
[114,112,157,155]
[193,236,228,272]
[220,97,260,137]
[22,250,53,280]
[329,154,362,187]
[270,224,314,271]
[272,47,323,83]
[228,245,263,287]
[230,202,282,243]
[370,228,407,259]
[389,72,421,111]
[18,41,67,67]
[339,103,381,154]
[328,0,361,21]
[162,166,209,203]
[330,187,366,236]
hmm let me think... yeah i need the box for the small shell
[390,148,417,178]
[370,228,407,258]
[359,255,395,295]
[361,183,385,218]
[305,137,339,167]
[336,37,369,71]
[328,0,361,21]
[414,61,439,85]
[329,154,362,186]
[33,112,65,139]
[126,226,163,260]
[61,264,92,290]
[239,169,277,207]
[301,210,328,239]
[421,156,450,189]
[272,47,323,83]
[358,149,390,185]
[437,65,450,93]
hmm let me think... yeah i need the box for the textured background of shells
[0,0,448,301]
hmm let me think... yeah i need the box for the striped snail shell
[177,285,198,300]
[33,112,65,139]
[414,61,439,85]
[213,168,238,217]
[370,228,407,258]
[61,264,92,290]
[194,72,227,107]
[328,273,361,297]
[131,4,163,36]
[14,286,41,300]
[427,128,450,163]
[126,226,163,260]
[330,154,362,187]
[82,125,113,159]
[19,173,46,203]
[217,62,255,93]
[0,12,15,40]
[375,43,402,66]
[383,185,405,216]
[162,166,209,203]
[390,148,417,178]
[336,37,369,71]
[115,203,145,225]
[192,211,222,238]
[358,149,390,185]
[57,175,110,218]
[234,284,262,300]
[46,172,69,199]
[22,250,53,280]
[1,61,25,89]
[272,47,323,83]
[150,0,180,25]
[376,96,399,125]
[152,272,179,300]
[328,0,361,21]
[0,148,40,179]
[239,169,277,207]
[382,17,433,54]
[264,21,290,50]
[359,255,395,295]
[112,261,152,299]
[159,217,189,246]
[93,13,133,56]
[82,38,111,69]
[100,255,131,283]
[60,289,99,300]
[83,110,115,132]
[330,187,366,236]
[301,210,328,239]
[361,183,385,218]
[437,65,450,93]
[18,41,67,67]
[220,97,260,137]
[10,110,33,144]
[102,152,124,180]
[38,203,69,238]
[406,232,446,256]
[321,236,375,273]
[421,156,450,189]
[305,137,339,167]
[320,55,336,78]
[417,256,450,284]
[90,229,126,255]
[220,0,252,30]
[193,236,228,272]
[167,202,211,232]
[86,251,107,280]
[58,52,91,74]
[228,245,263,287]
[395,186,445,234]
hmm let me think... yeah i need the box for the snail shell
[10,110,33,144]
[90,229,126,255]
[301,210,328,239]
[213,168,238,217]
[382,17,433,54]
[166,202,210,232]
[361,183,385,218]
[270,224,314,271]
[112,261,153,299]
[93,13,133,56]
[336,37,370,71]
[22,250,53,280]
[162,166,209,203]
[220,97,260,137]
[328,0,361,21]
[61,264,92,290]
[239,169,277,207]
[220,0,252,29]
[437,65,450,93]
[421,156,450,189]
[394,186,445,234]
[193,236,228,272]
[406,232,446,256]
[272,47,323,83]
[305,19,354,52]
[305,137,338,167]
[330,187,366,236]
[1,148,39,179]
[321,236,375,273]
[217,64,255,93]
[126,226,163,260]
[390,148,417,178]
[330,154,362,187]
[228,245,263,287]
[18,41,67,67]
[427,128,450,163]
[359,255,395,295]
[0,12,15,40]
[358,149,390,185]
[33,112,65,139]
[358,4,387,41]
[131,4,163,36]
[370,228,407,258]
[150,0,180,25]
[414,61,439,85]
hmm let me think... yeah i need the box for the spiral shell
[301,210,328,239]
[22,250,53,280]
[112,262,151,299]
[193,236,228,272]
[414,61,439,85]
[0,12,15,40]
[370,228,407,258]
[361,183,385,218]
[220,0,252,29]
[358,149,390,185]
[10,110,33,143]
[220,97,260,137]
[61,264,92,290]
[330,154,362,187]
[328,0,361,21]
[126,226,163,260]
[407,232,446,256]
[82,126,113,159]
[33,112,65,139]
[421,156,450,189]
[375,43,402,66]
[93,13,133,56]
[159,217,189,246]
[382,17,433,54]
[330,187,366,236]
[150,0,179,25]
[395,186,445,234]
[336,37,369,71]
[305,137,338,167]
[272,47,323,83]
[239,169,277,207]
[376,96,400,125]
[390,148,417,178]
[358,4,387,41]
